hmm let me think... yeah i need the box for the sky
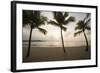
[22,11,91,47]
[23,11,91,41]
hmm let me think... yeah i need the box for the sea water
[23,41,91,47]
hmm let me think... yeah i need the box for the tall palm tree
[48,12,75,53]
[74,13,91,51]
[23,10,47,57]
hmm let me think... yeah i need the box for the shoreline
[23,46,91,63]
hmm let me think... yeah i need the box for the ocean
[23,41,91,47]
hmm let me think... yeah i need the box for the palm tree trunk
[60,27,66,53]
[26,28,33,57]
[83,31,89,51]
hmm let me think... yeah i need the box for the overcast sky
[22,11,91,43]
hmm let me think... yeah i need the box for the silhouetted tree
[23,10,47,57]
[48,12,75,53]
[74,13,91,51]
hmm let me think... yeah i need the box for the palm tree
[23,10,47,57]
[48,12,75,53]
[74,13,91,51]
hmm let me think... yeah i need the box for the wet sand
[23,46,91,63]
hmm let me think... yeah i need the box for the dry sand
[23,46,91,63]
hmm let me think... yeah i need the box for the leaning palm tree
[48,12,75,53]
[23,10,47,57]
[74,13,91,51]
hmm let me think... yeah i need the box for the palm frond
[41,16,48,22]
[83,13,90,21]
[76,21,84,26]
[64,16,75,25]
[23,10,34,26]
[85,18,91,26]
[37,27,47,35]
[55,12,64,23]
[74,30,83,37]
[48,20,59,26]
[61,25,67,31]
[48,20,67,31]
[64,12,69,19]
[37,16,47,26]
[75,26,83,30]
[85,26,91,30]
[34,11,40,17]
[86,13,90,19]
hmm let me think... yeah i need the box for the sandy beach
[23,46,91,63]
